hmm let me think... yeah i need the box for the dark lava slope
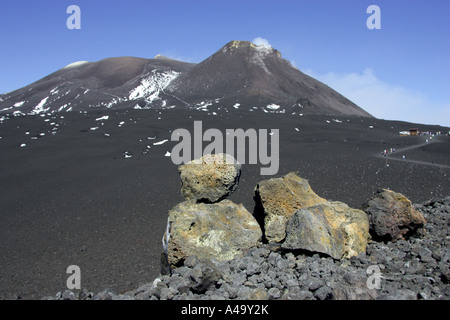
[167,41,372,117]
[0,56,195,114]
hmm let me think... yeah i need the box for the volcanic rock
[282,201,370,259]
[43,197,450,301]
[254,172,326,243]
[178,153,241,203]
[362,189,426,241]
[331,270,379,300]
[178,261,221,294]
[164,200,262,268]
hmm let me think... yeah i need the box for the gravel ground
[46,196,450,300]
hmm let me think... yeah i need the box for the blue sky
[0,0,449,125]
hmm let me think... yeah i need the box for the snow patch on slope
[266,104,280,110]
[129,70,179,103]
[63,61,90,69]
[14,101,25,107]
[153,139,168,146]
[31,97,50,115]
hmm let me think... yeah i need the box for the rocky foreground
[47,196,449,300]
[44,154,450,301]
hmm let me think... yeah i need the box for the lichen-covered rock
[362,189,426,241]
[179,153,241,203]
[282,201,370,259]
[165,200,262,268]
[254,172,326,243]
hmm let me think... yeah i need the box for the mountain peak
[63,61,91,69]
[154,54,172,60]
[224,40,253,49]
[167,40,371,117]
[221,40,282,58]
[0,40,372,117]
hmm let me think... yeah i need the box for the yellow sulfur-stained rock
[282,201,370,259]
[164,200,262,268]
[254,172,326,243]
[179,153,241,203]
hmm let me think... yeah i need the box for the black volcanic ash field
[0,108,449,299]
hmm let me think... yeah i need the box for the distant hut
[409,128,419,136]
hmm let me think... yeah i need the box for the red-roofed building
[409,128,419,136]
